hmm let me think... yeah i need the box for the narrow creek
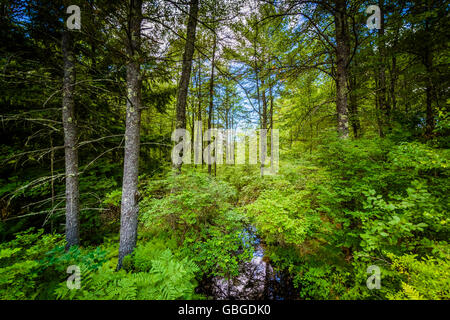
[198,226,297,300]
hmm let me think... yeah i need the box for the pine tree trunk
[377,0,389,137]
[424,48,435,137]
[174,0,199,172]
[334,0,350,139]
[117,0,143,270]
[260,79,267,177]
[269,75,274,132]
[424,14,435,138]
[389,55,398,112]
[62,29,80,249]
[269,77,274,170]
[197,56,203,169]
[207,34,217,175]
[348,62,361,138]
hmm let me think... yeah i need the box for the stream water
[198,226,297,300]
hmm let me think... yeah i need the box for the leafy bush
[241,136,449,300]
[386,245,450,300]
[0,228,107,299]
[141,172,237,236]
[243,187,320,246]
[180,211,254,278]
[140,172,253,279]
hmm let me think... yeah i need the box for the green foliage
[181,212,254,278]
[56,242,200,300]
[141,171,253,278]
[232,135,450,300]
[0,228,108,299]
[141,171,237,234]
[2,136,448,300]
[103,189,122,207]
[0,229,61,299]
[386,245,450,300]
[243,187,320,246]
[0,229,201,300]
[293,264,349,300]
[2,0,448,302]
[304,136,449,299]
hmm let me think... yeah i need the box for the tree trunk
[348,63,361,138]
[334,0,350,139]
[207,34,217,175]
[374,71,384,137]
[269,76,274,170]
[389,54,398,112]
[260,78,267,177]
[62,29,80,249]
[117,0,143,270]
[424,48,435,137]
[197,56,203,169]
[377,0,389,137]
[174,0,199,172]
[191,100,195,160]
[254,26,261,126]
[269,75,274,132]
[424,15,435,138]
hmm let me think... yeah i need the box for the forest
[0,0,449,301]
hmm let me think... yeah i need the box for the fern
[55,244,200,300]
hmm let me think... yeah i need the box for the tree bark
[334,0,350,139]
[348,62,361,138]
[389,54,398,112]
[260,78,267,177]
[197,55,203,169]
[377,0,389,137]
[424,47,435,137]
[62,29,80,250]
[269,74,274,132]
[117,0,143,270]
[424,13,435,138]
[207,34,217,175]
[269,75,274,170]
[174,0,199,172]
